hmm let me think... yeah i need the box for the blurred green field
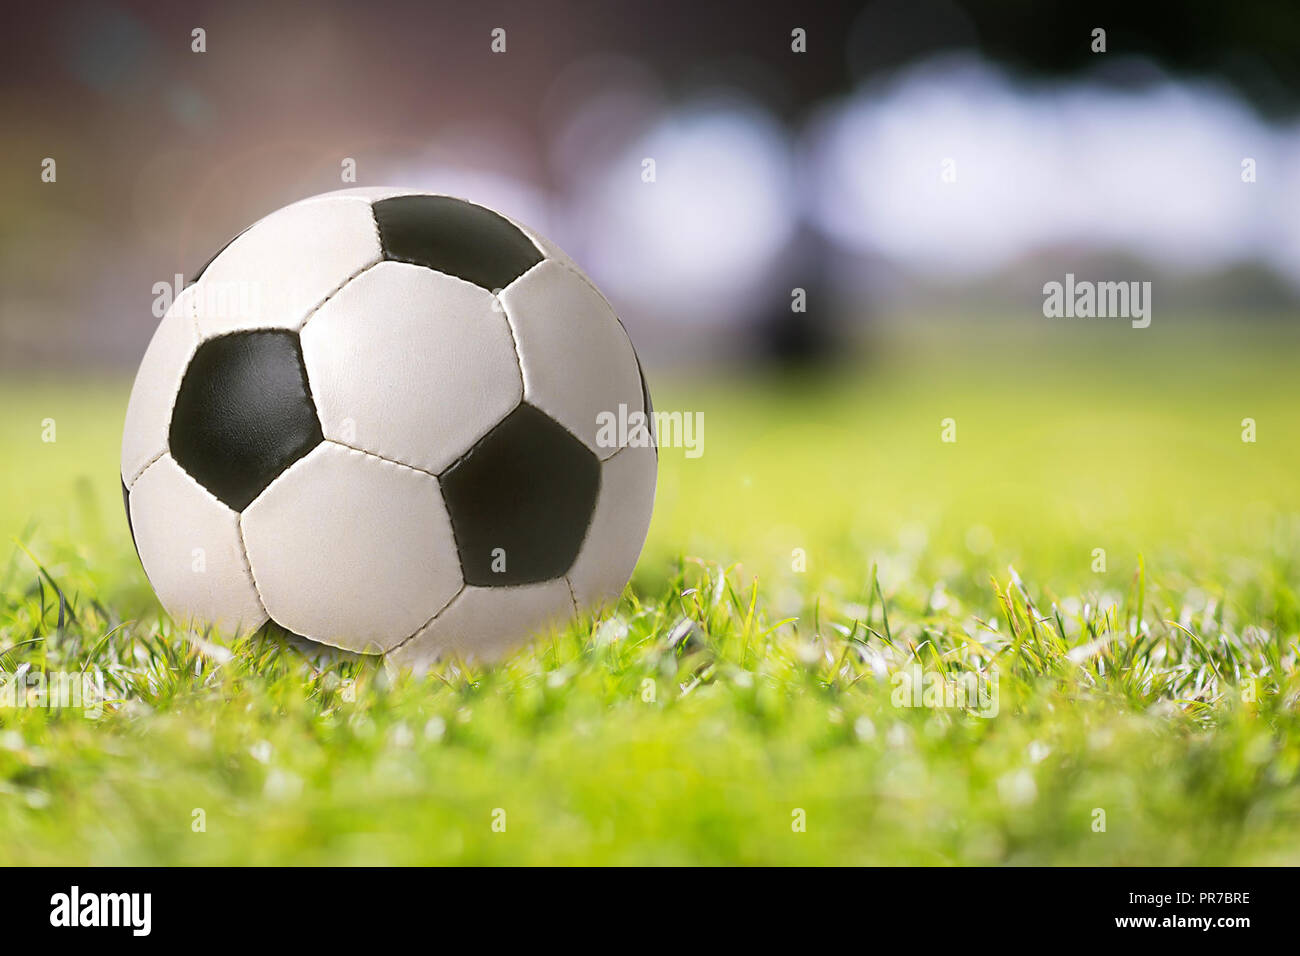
[2,320,1299,864]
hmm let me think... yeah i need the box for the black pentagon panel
[441,404,600,586]
[372,195,543,291]
[169,330,323,512]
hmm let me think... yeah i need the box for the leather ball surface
[121,188,656,665]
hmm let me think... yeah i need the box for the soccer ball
[121,187,656,666]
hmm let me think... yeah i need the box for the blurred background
[3,0,1300,607]
[3,0,1300,370]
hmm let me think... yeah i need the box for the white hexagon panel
[499,259,647,460]
[240,443,462,654]
[120,283,200,488]
[192,194,382,338]
[388,578,576,672]
[567,444,658,611]
[122,188,656,664]
[301,261,522,475]
[127,455,267,635]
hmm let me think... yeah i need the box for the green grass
[2,321,1300,864]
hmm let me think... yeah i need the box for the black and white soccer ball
[121,187,656,666]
